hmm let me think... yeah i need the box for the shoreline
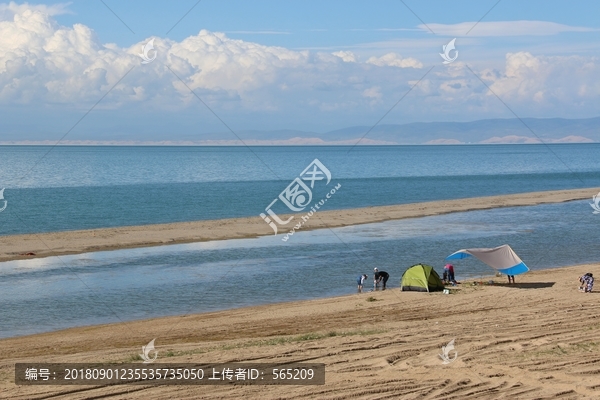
[0,262,589,346]
[0,187,597,262]
[1,263,599,398]
[0,269,517,341]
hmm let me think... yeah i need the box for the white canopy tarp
[445,244,529,276]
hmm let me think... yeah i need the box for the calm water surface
[1,145,599,235]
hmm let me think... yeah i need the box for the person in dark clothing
[373,268,390,290]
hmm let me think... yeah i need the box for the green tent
[401,264,445,292]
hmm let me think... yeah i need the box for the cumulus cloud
[366,52,423,68]
[0,1,71,20]
[0,3,598,128]
[399,51,600,119]
[362,86,381,99]
[332,51,356,62]
[168,30,309,94]
[0,4,427,111]
[420,20,599,37]
[483,52,600,104]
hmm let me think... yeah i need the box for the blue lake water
[1,144,600,235]
[0,145,600,338]
[0,200,598,338]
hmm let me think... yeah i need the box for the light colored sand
[0,187,597,262]
[1,264,599,399]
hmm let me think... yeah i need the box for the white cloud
[483,52,600,104]
[366,52,423,68]
[420,20,598,37]
[0,4,427,111]
[0,1,71,20]
[332,50,356,62]
[362,86,381,99]
[168,30,309,94]
[0,3,598,128]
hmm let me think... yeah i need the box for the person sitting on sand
[373,268,389,291]
[357,274,368,293]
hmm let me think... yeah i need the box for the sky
[0,0,599,141]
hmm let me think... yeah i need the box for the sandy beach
[0,264,599,399]
[1,188,599,399]
[0,187,597,262]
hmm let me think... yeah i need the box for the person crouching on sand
[586,274,594,292]
[579,273,590,292]
[579,272,594,293]
[374,268,389,291]
[357,274,368,293]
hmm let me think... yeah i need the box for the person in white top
[357,274,368,292]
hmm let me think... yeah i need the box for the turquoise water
[0,200,598,338]
[1,144,600,235]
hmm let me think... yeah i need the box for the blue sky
[54,1,600,48]
[0,1,599,142]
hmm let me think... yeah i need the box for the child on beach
[357,274,368,292]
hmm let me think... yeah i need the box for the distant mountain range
[3,117,599,145]
[321,116,600,144]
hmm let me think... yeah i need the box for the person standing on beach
[507,275,515,284]
[357,274,368,293]
[373,268,389,291]
[444,264,456,284]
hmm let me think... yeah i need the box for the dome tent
[400,264,445,292]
